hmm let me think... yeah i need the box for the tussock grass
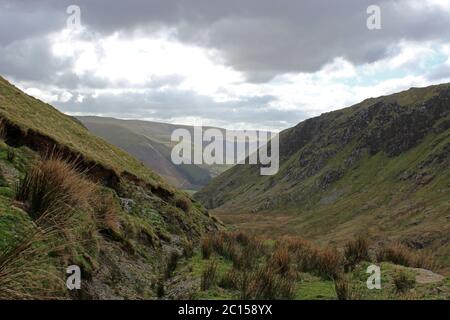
[237,266,296,300]
[315,247,343,280]
[13,157,102,274]
[198,231,442,300]
[282,236,310,253]
[376,243,436,270]
[201,259,218,290]
[393,270,416,293]
[291,240,343,280]
[201,236,213,259]
[344,235,370,271]
[15,157,95,222]
[333,275,359,300]
[0,212,68,300]
[201,232,265,269]
[219,268,239,290]
[269,245,291,275]
[94,191,121,234]
[174,195,191,213]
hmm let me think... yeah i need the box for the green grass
[295,274,335,299]
[179,234,450,300]
[0,76,162,185]
[199,84,450,272]
[0,139,217,299]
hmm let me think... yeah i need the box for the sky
[1,0,450,131]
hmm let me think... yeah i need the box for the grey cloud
[56,89,304,130]
[1,0,449,130]
[2,0,450,81]
[0,31,183,91]
[427,64,450,81]
[0,1,64,45]
[0,36,72,82]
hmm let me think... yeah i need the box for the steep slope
[195,84,450,268]
[0,75,218,299]
[0,77,164,187]
[78,116,214,190]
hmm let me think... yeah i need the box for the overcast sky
[1,0,450,130]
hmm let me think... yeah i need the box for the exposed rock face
[196,84,450,211]
[194,84,450,261]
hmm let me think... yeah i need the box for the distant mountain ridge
[78,116,268,190]
[77,117,222,190]
[195,83,450,266]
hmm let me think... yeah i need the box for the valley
[195,84,450,274]
[0,75,448,300]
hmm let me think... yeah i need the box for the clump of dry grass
[333,275,359,300]
[201,236,213,259]
[230,232,251,246]
[201,232,236,261]
[213,233,238,260]
[269,245,291,275]
[282,236,310,254]
[201,259,218,290]
[0,214,68,300]
[94,192,121,234]
[315,247,343,280]
[202,232,266,270]
[238,265,296,300]
[200,232,353,298]
[393,270,416,293]
[219,268,239,290]
[294,242,319,273]
[15,157,95,222]
[174,195,191,213]
[201,231,297,299]
[344,235,370,271]
[291,240,343,280]
[376,243,436,270]
[0,156,109,300]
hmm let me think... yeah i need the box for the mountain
[0,75,218,299]
[77,116,251,190]
[77,116,214,190]
[195,84,450,268]
[1,75,448,299]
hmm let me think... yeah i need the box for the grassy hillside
[167,232,449,300]
[0,75,448,300]
[0,75,218,299]
[78,116,214,190]
[195,83,450,273]
[0,77,169,186]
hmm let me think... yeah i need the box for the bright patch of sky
[7,0,450,131]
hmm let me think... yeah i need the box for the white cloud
[24,87,59,103]
[51,28,244,100]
